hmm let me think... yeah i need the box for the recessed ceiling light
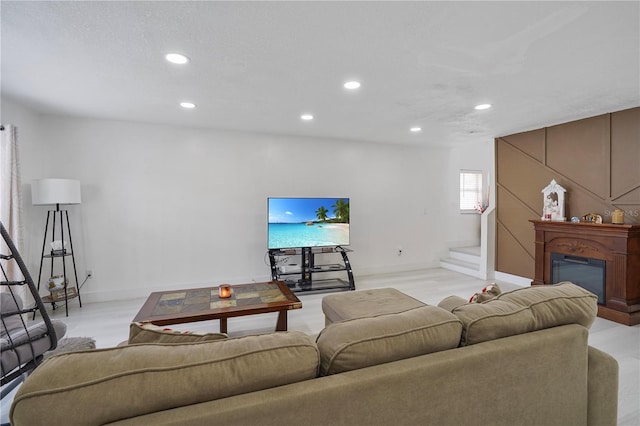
[344,81,361,90]
[300,114,314,121]
[410,127,422,133]
[180,102,196,109]
[474,103,492,110]
[166,53,190,64]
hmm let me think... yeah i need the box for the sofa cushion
[439,282,597,346]
[128,321,228,344]
[11,331,319,426]
[316,305,462,376]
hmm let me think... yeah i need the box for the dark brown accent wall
[496,107,640,279]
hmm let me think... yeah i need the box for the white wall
[3,99,466,302]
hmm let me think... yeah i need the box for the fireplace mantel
[530,220,640,326]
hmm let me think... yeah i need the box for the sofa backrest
[11,331,319,425]
[316,305,462,375]
[438,282,597,346]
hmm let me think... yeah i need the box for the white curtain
[0,124,27,304]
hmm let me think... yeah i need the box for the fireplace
[531,220,640,326]
[551,253,605,304]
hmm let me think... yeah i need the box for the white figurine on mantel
[541,179,566,221]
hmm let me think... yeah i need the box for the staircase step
[440,244,483,278]
[449,246,481,265]
[440,256,479,270]
[440,258,483,279]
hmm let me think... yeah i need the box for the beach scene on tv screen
[268,198,350,249]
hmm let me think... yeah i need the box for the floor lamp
[32,178,83,316]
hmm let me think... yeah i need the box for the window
[460,170,483,212]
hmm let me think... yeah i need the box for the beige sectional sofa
[10,282,618,426]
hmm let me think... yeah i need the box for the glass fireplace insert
[551,253,605,304]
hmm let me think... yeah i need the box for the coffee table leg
[220,318,228,334]
[275,310,288,331]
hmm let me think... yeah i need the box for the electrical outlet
[87,270,93,278]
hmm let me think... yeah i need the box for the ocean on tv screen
[268,222,350,248]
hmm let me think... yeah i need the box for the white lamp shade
[32,179,81,205]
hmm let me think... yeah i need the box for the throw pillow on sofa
[468,283,501,303]
[438,282,597,346]
[316,305,462,375]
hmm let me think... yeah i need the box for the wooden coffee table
[133,281,302,333]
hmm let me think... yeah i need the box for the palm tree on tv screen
[316,206,328,222]
[332,199,349,223]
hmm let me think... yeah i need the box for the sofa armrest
[587,346,618,426]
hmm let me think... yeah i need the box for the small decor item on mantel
[541,179,566,221]
[582,213,603,224]
[612,209,625,224]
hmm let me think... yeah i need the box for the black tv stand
[268,246,355,294]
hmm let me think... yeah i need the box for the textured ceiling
[1,1,639,147]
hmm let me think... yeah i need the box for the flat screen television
[268,197,350,249]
